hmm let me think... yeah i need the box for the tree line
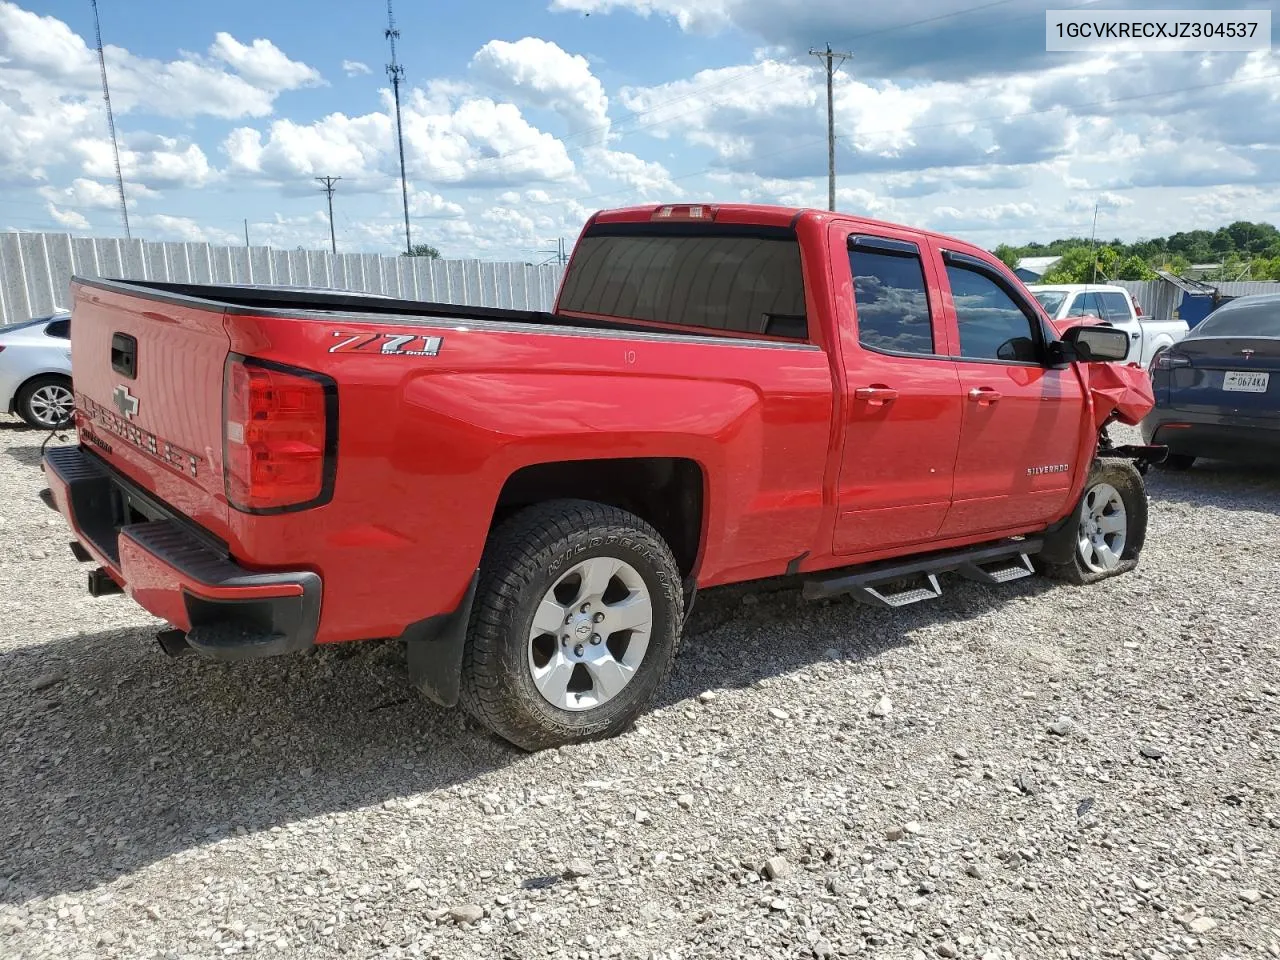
[993,220,1280,283]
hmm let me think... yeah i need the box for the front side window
[849,247,934,356]
[1066,292,1102,318]
[1031,290,1067,316]
[947,264,1040,363]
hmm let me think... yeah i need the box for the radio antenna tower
[386,0,412,254]
[90,0,130,238]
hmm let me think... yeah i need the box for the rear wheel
[15,375,74,429]
[1156,453,1196,471]
[459,499,684,751]
[1041,459,1147,585]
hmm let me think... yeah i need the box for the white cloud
[549,0,732,32]
[74,135,215,189]
[38,177,158,211]
[0,2,321,121]
[470,37,610,143]
[222,85,579,190]
[45,202,90,230]
[408,188,466,219]
[343,60,372,77]
[137,214,240,245]
[209,32,324,92]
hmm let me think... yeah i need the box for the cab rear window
[557,224,808,340]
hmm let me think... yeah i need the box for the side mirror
[1061,324,1129,363]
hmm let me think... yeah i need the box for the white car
[1028,284,1188,369]
[0,311,74,429]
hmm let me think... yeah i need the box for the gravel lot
[1,417,1277,960]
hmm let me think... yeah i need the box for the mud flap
[403,571,479,707]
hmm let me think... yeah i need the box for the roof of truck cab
[1026,283,1131,295]
[588,203,998,254]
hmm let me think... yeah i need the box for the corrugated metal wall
[1110,279,1280,322]
[0,231,567,325]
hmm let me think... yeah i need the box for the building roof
[1015,256,1061,274]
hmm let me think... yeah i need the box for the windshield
[1031,291,1067,315]
[1194,301,1280,338]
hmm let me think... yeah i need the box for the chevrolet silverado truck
[41,203,1163,750]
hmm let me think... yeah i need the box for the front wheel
[1040,459,1148,585]
[459,499,684,751]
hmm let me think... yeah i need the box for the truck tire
[16,375,74,430]
[1040,459,1148,586]
[459,499,684,751]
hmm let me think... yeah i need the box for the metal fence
[1110,279,1280,323]
[0,231,567,326]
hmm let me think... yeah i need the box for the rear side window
[45,318,70,339]
[1196,301,1280,338]
[1097,292,1131,322]
[849,247,934,356]
[947,264,1040,363]
[557,227,807,339]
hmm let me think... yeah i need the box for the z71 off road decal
[328,332,443,356]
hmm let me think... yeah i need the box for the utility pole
[244,218,250,247]
[809,44,852,212]
[386,0,412,255]
[90,0,130,238]
[1088,201,1099,285]
[316,177,341,254]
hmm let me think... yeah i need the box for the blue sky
[3,0,1280,260]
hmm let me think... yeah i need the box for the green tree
[992,244,1020,270]
[402,243,441,259]
[1114,255,1156,281]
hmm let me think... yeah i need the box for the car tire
[1040,459,1148,586]
[459,499,684,751]
[15,375,74,430]
[1156,453,1195,471]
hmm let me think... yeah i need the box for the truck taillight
[223,355,336,513]
[651,204,718,221]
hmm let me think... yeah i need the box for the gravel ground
[1,417,1277,960]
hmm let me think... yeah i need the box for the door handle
[1130,331,1140,340]
[968,387,1002,404]
[855,386,899,406]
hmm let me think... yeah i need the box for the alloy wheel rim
[29,384,74,428]
[1077,482,1127,573]
[527,556,653,712]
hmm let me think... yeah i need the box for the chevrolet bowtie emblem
[112,384,139,420]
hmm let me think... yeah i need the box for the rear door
[1166,300,1280,418]
[832,230,962,556]
[934,248,1085,538]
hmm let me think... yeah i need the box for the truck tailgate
[70,281,231,539]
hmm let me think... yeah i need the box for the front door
[833,231,963,556]
[935,249,1085,538]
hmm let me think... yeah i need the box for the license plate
[1223,371,1270,393]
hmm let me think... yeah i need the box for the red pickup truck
[41,203,1162,750]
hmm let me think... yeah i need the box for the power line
[316,176,341,254]
[89,0,129,239]
[810,44,852,212]
[386,0,412,255]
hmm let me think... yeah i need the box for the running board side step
[802,538,1042,609]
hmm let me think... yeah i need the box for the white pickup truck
[1028,284,1188,370]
